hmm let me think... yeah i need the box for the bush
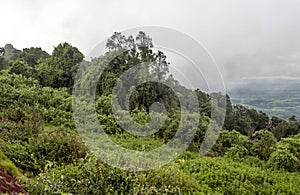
[268,149,300,172]
[250,130,277,160]
[225,144,249,160]
[212,130,251,156]
[25,155,210,194]
[42,107,75,128]
[180,157,300,194]
[0,148,22,178]
[0,106,43,142]
[276,134,300,159]
[0,70,41,108]
[1,128,88,175]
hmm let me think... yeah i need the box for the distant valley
[228,79,300,120]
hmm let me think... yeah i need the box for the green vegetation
[0,147,22,178]
[0,32,299,194]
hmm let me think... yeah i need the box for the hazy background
[1,0,300,89]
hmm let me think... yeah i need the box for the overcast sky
[1,0,300,89]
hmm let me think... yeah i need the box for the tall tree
[20,47,50,67]
[36,42,84,89]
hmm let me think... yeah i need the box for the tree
[106,32,136,51]
[100,31,176,112]
[269,116,283,131]
[224,105,269,136]
[150,50,169,81]
[35,58,63,88]
[272,116,299,140]
[272,120,289,140]
[20,47,50,67]
[35,42,84,89]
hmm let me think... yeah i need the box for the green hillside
[0,32,299,194]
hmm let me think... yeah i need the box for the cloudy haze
[1,0,300,89]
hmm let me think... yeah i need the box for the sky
[1,0,300,89]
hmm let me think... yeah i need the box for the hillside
[0,32,299,194]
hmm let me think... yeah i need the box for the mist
[1,0,300,90]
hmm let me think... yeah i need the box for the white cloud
[242,76,300,81]
[1,0,300,89]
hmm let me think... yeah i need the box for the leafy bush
[8,60,33,78]
[180,157,300,194]
[267,134,300,172]
[0,148,22,178]
[25,155,211,194]
[276,134,300,159]
[0,70,41,108]
[250,130,277,160]
[225,144,249,160]
[212,130,251,156]
[0,106,43,141]
[1,128,87,175]
[42,107,75,128]
[268,149,299,172]
[25,155,300,194]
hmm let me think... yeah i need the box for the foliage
[272,118,300,140]
[0,33,300,194]
[24,154,300,194]
[0,70,41,108]
[180,157,300,194]
[0,148,22,178]
[212,130,251,156]
[25,155,208,194]
[1,127,87,175]
[268,149,299,172]
[224,105,269,136]
[0,106,44,142]
[267,134,300,171]
[250,130,277,160]
[19,47,50,67]
[35,42,84,89]
[8,60,33,78]
[225,144,249,160]
[277,134,300,159]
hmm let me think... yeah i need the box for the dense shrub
[0,148,22,178]
[212,130,251,156]
[1,128,87,175]
[0,106,43,141]
[250,130,277,160]
[42,107,75,128]
[0,71,41,108]
[25,155,300,194]
[225,144,249,160]
[268,149,299,172]
[267,134,300,171]
[180,157,300,194]
[25,155,210,194]
[276,134,300,159]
